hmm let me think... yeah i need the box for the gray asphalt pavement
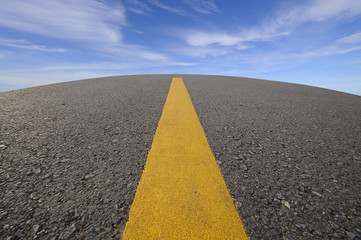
[1,74,360,239]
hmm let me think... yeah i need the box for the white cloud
[40,61,197,71]
[236,44,252,51]
[0,38,67,52]
[97,43,169,61]
[0,71,106,90]
[149,0,188,16]
[336,32,361,43]
[127,0,219,16]
[127,0,153,15]
[183,0,361,48]
[185,29,288,47]
[297,32,361,57]
[297,45,361,57]
[0,50,12,58]
[0,0,174,62]
[0,59,197,92]
[0,0,125,44]
[294,0,361,23]
[179,47,230,58]
[183,0,219,15]
[186,31,242,47]
[41,63,135,71]
[132,29,145,34]
[167,61,197,66]
[129,0,153,12]
[174,42,252,58]
[128,7,149,15]
[131,48,168,60]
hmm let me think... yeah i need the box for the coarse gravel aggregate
[184,75,361,239]
[0,75,171,239]
[1,74,360,239]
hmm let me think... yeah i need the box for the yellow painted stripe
[123,77,248,239]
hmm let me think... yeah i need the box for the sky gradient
[0,0,361,95]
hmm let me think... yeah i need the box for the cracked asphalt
[1,74,360,239]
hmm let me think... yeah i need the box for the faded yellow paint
[123,77,248,239]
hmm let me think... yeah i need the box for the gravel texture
[1,74,360,239]
[0,75,171,239]
[184,75,361,239]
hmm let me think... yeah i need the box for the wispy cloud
[0,38,67,52]
[0,0,125,44]
[98,43,169,61]
[128,7,149,15]
[40,61,197,71]
[183,0,219,15]
[285,0,361,23]
[132,29,145,34]
[186,31,243,47]
[336,32,361,44]
[128,0,153,12]
[298,45,361,57]
[41,63,140,71]
[0,58,197,91]
[183,0,361,48]
[0,0,173,62]
[127,0,153,15]
[184,29,289,48]
[296,32,361,57]
[174,46,230,58]
[126,0,219,16]
[0,72,107,91]
[149,0,188,16]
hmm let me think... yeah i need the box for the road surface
[1,74,360,239]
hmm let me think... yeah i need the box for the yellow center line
[123,77,248,239]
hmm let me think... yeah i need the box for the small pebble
[312,190,323,198]
[84,174,95,180]
[347,231,356,239]
[33,225,40,236]
[277,193,285,200]
[296,223,306,229]
[240,164,248,171]
[60,158,70,163]
[282,200,291,209]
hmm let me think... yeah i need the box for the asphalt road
[1,74,360,239]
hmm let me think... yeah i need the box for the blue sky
[0,0,361,95]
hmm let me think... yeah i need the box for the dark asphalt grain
[1,74,360,239]
[184,75,361,240]
[0,75,171,239]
